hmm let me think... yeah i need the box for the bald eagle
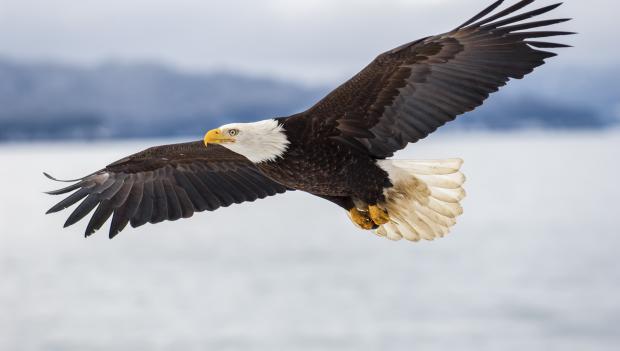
[45,0,572,241]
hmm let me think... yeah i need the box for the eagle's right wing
[292,0,573,158]
[45,141,289,238]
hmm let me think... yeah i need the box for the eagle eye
[228,129,239,137]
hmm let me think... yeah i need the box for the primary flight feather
[45,0,573,241]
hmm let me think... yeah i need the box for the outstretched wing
[45,141,289,238]
[294,0,573,158]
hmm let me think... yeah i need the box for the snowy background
[1,0,619,350]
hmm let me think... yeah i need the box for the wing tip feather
[455,0,505,30]
[526,41,573,48]
[467,0,567,31]
[43,171,85,183]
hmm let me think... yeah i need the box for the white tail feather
[376,159,466,242]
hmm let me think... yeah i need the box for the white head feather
[215,119,290,163]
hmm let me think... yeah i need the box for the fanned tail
[376,159,466,242]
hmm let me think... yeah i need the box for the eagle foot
[348,208,376,230]
[368,205,390,225]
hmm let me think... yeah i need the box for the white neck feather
[219,119,289,163]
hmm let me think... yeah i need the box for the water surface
[1,132,619,351]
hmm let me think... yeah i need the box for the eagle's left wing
[45,141,289,238]
[293,0,573,158]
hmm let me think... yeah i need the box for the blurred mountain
[0,58,325,140]
[0,58,616,141]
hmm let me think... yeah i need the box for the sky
[0,0,616,85]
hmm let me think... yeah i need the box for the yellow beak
[204,128,234,146]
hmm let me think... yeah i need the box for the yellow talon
[368,205,390,225]
[348,208,375,230]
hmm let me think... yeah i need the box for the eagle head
[204,119,290,163]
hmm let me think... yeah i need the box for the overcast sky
[0,0,615,84]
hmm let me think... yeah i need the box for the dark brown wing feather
[291,0,573,158]
[45,141,289,238]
